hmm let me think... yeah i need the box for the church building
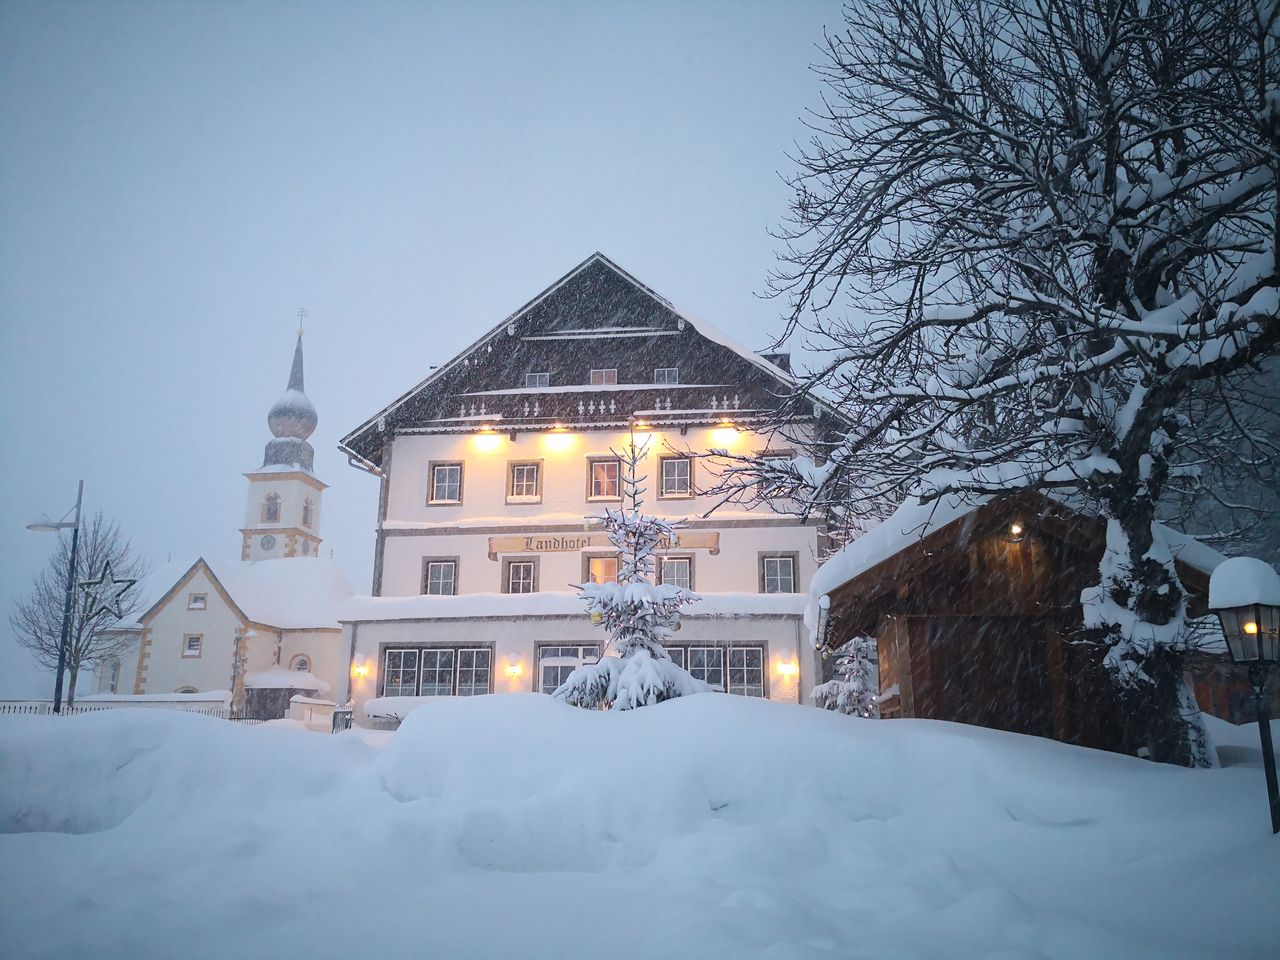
[337,253,828,720]
[93,334,353,713]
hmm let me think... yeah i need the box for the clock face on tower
[260,534,277,550]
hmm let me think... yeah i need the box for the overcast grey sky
[0,0,838,696]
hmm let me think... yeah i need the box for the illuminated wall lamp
[775,660,799,678]
[504,661,523,680]
[473,426,503,454]
[350,662,369,679]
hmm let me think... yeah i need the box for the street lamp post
[25,480,84,714]
[1208,555,1280,835]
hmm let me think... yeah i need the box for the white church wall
[279,628,345,700]
[141,568,244,695]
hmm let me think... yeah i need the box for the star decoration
[80,560,137,621]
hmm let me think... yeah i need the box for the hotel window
[182,634,202,658]
[381,647,492,696]
[538,644,601,695]
[456,649,493,696]
[419,649,455,696]
[659,456,692,498]
[302,498,314,528]
[727,647,765,697]
[588,458,621,500]
[187,593,207,611]
[525,371,550,388]
[428,462,463,504]
[589,368,618,385]
[686,646,724,689]
[659,556,692,590]
[586,555,619,584]
[422,559,458,596]
[504,558,537,594]
[262,493,281,523]
[382,649,420,697]
[670,645,766,697]
[508,461,542,502]
[653,367,679,384]
[760,554,798,593]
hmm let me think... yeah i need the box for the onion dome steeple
[262,329,318,471]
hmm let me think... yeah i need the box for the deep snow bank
[2,696,1277,960]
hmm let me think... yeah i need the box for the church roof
[339,253,807,471]
[138,556,353,630]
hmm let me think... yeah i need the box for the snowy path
[1,695,1276,959]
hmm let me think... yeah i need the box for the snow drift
[1,696,1277,959]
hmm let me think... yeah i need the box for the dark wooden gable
[341,253,803,469]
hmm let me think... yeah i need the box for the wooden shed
[812,491,1229,755]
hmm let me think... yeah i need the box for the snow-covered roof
[805,492,1228,631]
[140,557,353,630]
[1208,556,1280,609]
[340,590,806,623]
[244,667,331,692]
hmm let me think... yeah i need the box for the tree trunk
[66,663,78,708]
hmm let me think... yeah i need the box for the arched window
[101,657,121,694]
[262,493,281,523]
[290,655,311,673]
[175,686,198,694]
[302,498,313,528]
[300,540,310,556]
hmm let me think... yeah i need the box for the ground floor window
[382,647,492,697]
[666,644,766,697]
[538,644,601,695]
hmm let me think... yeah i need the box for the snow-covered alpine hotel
[339,254,825,720]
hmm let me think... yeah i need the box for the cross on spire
[296,306,307,338]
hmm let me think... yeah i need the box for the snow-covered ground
[1,696,1277,960]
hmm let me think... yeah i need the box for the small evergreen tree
[554,432,708,710]
[811,635,879,718]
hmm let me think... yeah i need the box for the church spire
[262,327,318,471]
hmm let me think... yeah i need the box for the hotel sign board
[488,531,720,560]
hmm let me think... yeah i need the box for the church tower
[240,331,327,561]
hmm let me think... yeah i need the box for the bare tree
[719,0,1278,765]
[11,512,149,705]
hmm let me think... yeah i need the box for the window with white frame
[505,559,536,594]
[187,593,207,610]
[659,456,692,497]
[589,458,621,499]
[422,559,457,596]
[419,649,455,696]
[669,645,766,697]
[508,462,541,501]
[381,647,492,697]
[538,644,601,695]
[429,463,463,504]
[456,649,493,696]
[727,647,765,697]
[653,367,679,384]
[659,556,692,589]
[589,368,618,385]
[586,555,619,584]
[761,554,797,593]
[383,649,420,697]
[525,371,550,388]
[182,634,202,658]
[686,646,724,689]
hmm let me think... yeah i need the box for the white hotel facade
[337,254,828,720]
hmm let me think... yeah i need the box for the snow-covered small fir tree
[811,635,879,718]
[554,432,708,710]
